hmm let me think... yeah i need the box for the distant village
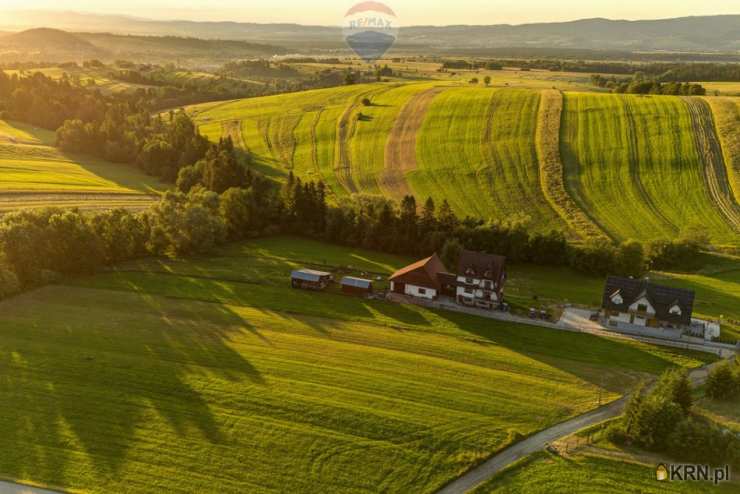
[291,248,723,344]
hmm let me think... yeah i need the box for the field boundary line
[535,89,608,240]
[705,97,740,204]
[689,97,740,231]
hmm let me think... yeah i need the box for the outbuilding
[340,276,373,296]
[291,269,332,290]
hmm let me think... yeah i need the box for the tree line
[591,74,706,95]
[439,58,740,82]
[0,155,709,300]
[607,365,740,470]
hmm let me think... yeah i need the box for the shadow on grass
[0,280,265,486]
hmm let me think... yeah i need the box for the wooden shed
[340,276,373,296]
[291,269,332,290]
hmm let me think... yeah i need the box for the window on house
[483,281,492,289]
[418,288,426,295]
[466,277,473,284]
[464,287,473,295]
[637,304,648,312]
[669,305,682,315]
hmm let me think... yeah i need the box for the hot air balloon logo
[342,2,399,63]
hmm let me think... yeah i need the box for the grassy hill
[188,83,740,246]
[0,120,163,212]
[0,236,713,493]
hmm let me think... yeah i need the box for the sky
[2,0,739,26]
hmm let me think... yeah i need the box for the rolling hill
[0,119,163,212]
[0,27,286,64]
[1,11,739,53]
[188,82,740,246]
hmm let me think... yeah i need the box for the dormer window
[669,304,682,316]
[610,290,623,305]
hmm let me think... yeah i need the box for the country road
[0,481,58,494]
[435,359,724,494]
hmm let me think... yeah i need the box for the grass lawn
[0,120,164,211]
[474,451,737,493]
[0,236,715,493]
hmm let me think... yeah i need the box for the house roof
[341,276,373,289]
[457,249,506,283]
[602,276,694,325]
[389,254,448,291]
[291,269,332,282]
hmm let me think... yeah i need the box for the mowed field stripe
[706,97,740,204]
[682,97,740,231]
[535,89,607,240]
[335,86,396,194]
[382,86,446,198]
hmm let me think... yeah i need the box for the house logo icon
[342,2,399,63]
[656,464,669,481]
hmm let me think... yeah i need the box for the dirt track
[382,87,445,197]
[684,97,740,231]
[535,89,607,240]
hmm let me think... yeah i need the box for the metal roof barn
[341,277,373,289]
[291,269,332,282]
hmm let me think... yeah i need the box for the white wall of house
[405,284,436,300]
[456,286,497,301]
[628,296,656,316]
[609,312,632,324]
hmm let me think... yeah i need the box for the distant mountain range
[0,11,738,54]
[0,28,286,64]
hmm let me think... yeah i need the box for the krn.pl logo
[342,2,399,63]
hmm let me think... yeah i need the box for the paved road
[0,481,59,494]
[435,360,722,494]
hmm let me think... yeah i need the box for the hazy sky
[3,0,739,25]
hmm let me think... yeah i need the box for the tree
[220,187,255,239]
[615,239,646,277]
[483,75,491,86]
[440,238,463,271]
[176,163,203,193]
[469,77,479,84]
[201,144,246,194]
[437,199,458,232]
[705,362,739,400]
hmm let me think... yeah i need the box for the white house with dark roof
[601,276,694,330]
[455,250,506,310]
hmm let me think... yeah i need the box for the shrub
[0,262,20,298]
[705,362,739,400]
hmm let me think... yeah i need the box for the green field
[561,92,739,246]
[475,451,736,493]
[0,120,163,211]
[0,236,714,493]
[188,84,739,244]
